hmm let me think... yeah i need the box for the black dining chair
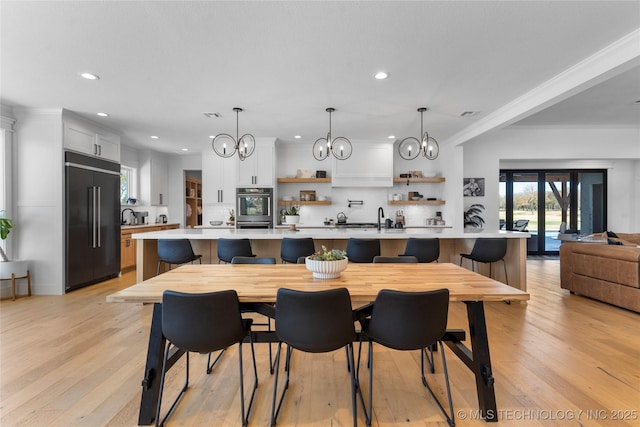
[156,239,202,275]
[270,288,360,426]
[231,256,277,264]
[280,237,316,263]
[346,238,380,263]
[400,237,440,263]
[358,289,454,427]
[373,255,418,263]
[459,238,508,285]
[156,290,258,427]
[217,238,255,263]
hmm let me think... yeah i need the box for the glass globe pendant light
[398,107,439,160]
[211,107,256,161]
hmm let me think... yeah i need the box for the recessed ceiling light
[96,112,108,117]
[150,135,159,139]
[80,72,100,80]
[294,135,302,139]
[181,148,188,152]
[388,135,396,139]
[374,71,390,80]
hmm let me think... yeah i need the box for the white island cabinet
[236,138,275,187]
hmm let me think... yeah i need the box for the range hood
[331,141,393,187]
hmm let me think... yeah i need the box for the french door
[500,169,607,255]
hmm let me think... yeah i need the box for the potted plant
[464,204,485,232]
[305,245,348,279]
[0,210,13,262]
[284,204,300,224]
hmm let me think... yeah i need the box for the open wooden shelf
[278,200,332,206]
[388,200,445,205]
[393,177,445,183]
[277,177,331,183]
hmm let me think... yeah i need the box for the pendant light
[398,107,439,160]
[211,107,255,161]
[312,107,353,161]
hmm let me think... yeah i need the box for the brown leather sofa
[560,233,640,313]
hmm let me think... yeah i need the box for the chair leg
[421,341,455,427]
[207,347,227,374]
[366,340,374,427]
[155,345,189,427]
[270,342,290,426]
[346,343,359,427]
[238,335,259,427]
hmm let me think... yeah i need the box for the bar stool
[459,238,508,284]
[157,239,202,275]
[345,238,380,263]
[217,238,255,263]
[280,237,315,263]
[400,237,440,263]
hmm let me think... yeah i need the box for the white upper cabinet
[202,152,237,204]
[140,150,168,205]
[62,112,120,162]
[236,138,275,187]
[331,141,393,187]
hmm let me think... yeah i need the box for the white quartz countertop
[121,222,180,230]
[132,228,529,240]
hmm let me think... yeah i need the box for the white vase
[305,257,349,279]
[285,215,300,224]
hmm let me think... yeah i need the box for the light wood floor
[1,260,639,426]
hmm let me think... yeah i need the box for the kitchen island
[133,228,530,291]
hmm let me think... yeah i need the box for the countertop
[121,222,180,230]
[132,227,529,240]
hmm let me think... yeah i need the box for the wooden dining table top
[107,262,529,305]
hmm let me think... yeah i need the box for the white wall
[462,126,640,232]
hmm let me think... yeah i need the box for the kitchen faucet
[121,208,135,225]
[377,206,385,230]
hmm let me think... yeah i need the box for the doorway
[500,169,607,255]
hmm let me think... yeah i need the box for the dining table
[107,262,529,425]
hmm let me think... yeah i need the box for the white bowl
[305,257,349,279]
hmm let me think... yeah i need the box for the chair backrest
[162,290,246,353]
[157,239,198,264]
[373,256,418,263]
[231,256,276,264]
[217,238,254,263]
[280,237,316,263]
[296,256,307,264]
[470,238,508,263]
[366,288,449,350]
[275,288,356,353]
[513,219,529,231]
[346,238,381,263]
[401,237,440,263]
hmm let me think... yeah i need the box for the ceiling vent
[203,112,223,118]
[459,111,480,117]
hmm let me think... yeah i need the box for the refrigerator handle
[92,186,97,248]
[97,186,102,248]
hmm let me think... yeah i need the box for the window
[120,166,137,204]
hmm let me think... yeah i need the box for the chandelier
[398,107,439,160]
[312,108,353,161]
[211,107,255,160]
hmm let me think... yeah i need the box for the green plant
[228,208,235,220]
[0,210,13,240]
[284,204,300,216]
[309,245,346,261]
[464,204,485,228]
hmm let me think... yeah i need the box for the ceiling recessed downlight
[374,71,389,80]
[150,135,159,139]
[294,135,302,139]
[80,72,100,80]
[96,112,108,117]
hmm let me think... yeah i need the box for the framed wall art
[463,177,485,197]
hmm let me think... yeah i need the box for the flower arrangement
[309,245,346,261]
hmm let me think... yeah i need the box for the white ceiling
[1,1,639,155]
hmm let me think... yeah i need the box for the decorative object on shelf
[227,209,235,223]
[315,170,327,178]
[464,204,485,231]
[463,177,485,197]
[312,107,353,161]
[0,210,13,262]
[398,107,439,160]
[299,190,316,202]
[295,169,315,178]
[305,245,348,279]
[211,107,255,160]
[284,204,300,224]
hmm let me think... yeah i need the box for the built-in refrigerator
[65,151,121,291]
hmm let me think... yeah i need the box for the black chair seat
[280,237,315,263]
[373,256,418,263]
[400,237,440,263]
[459,238,508,284]
[231,256,276,264]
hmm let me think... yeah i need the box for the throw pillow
[608,238,623,245]
[606,231,619,238]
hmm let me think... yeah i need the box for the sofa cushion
[572,244,640,289]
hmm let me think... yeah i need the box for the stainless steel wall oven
[236,187,273,228]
